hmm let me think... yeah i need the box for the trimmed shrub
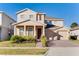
[10,35,20,43]
[22,36,28,41]
[22,36,36,42]
[11,35,25,43]
[41,36,47,47]
[28,36,36,42]
[10,35,36,43]
[69,35,77,40]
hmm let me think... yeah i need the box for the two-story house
[13,8,46,41]
[0,11,15,40]
[13,8,69,41]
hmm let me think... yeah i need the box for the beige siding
[17,9,36,22]
[17,9,45,24]
[52,21,64,27]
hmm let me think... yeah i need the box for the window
[19,27,24,35]
[20,14,25,19]
[28,27,33,36]
[29,15,33,19]
[36,14,41,21]
[36,14,38,21]
[39,14,41,20]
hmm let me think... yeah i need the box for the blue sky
[0,3,79,27]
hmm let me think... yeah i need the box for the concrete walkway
[36,42,42,47]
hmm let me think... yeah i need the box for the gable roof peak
[16,8,33,14]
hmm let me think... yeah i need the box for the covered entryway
[37,28,42,39]
[36,26,42,41]
[13,20,46,43]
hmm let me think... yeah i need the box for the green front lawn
[71,40,79,44]
[0,48,47,55]
[0,41,36,47]
[0,41,48,55]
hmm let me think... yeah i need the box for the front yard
[0,41,36,47]
[0,48,47,55]
[0,41,48,55]
[71,40,79,44]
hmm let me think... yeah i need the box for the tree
[70,22,78,28]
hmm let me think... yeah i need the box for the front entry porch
[36,26,42,41]
[14,25,45,41]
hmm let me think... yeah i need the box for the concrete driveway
[46,47,79,56]
[46,40,79,56]
[48,40,79,47]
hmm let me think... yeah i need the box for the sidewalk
[46,47,79,56]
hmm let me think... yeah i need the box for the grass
[0,41,36,47]
[0,41,48,55]
[0,48,47,55]
[71,40,79,44]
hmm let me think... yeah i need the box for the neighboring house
[70,26,79,40]
[13,8,69,41]
[0,11,15,40]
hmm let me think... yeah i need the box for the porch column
[14,25,17,35]
[24,25,26,36]
[42,25,45,36]
[34,25,36,37]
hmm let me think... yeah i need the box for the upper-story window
[20,14,30,20]
[29,15,33,19]
[39,14,41,20]
[20,14,25,19]
[36,14,42,21]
